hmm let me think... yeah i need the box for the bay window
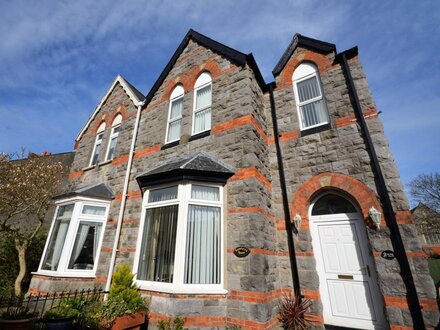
[192,72,212,135]
[38,199,108,276]
[293,63,329,130]
[134,182,224,293]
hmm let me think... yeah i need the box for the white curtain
[297,76,320,102]
[297,76,327,128]
[49,221,69,270]
[194,85,211,134]
[82,205,106,216]
[93,224,102,262]
[191,185,219,201]
[167,120,181,141]
[71,223,90,265]
[184,205,220,284]
[148,186,178,203]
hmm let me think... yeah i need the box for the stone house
[411,203,440,255]
[29,30,438,329]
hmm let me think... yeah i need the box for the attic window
[293,63,329,130]
[90,122,106,166]
[106,114,122,161]
[166,85,184,144]
[193,72,212,135]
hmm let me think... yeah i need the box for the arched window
[90,122,106,166]
[293,63,328,130]
[311,193,357,215]
[192,72,212,135]
[106,114,122,161]
[166,85,184,143]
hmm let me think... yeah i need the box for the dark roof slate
[144,29,267,106]
[272,34,336,76]
[137,152,235,187]
[122,76,145,101]
[53,183,114,201]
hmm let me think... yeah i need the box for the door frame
[308,191,386,329]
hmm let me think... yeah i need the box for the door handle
[361,264,371,277]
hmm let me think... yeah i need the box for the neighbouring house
[412,203,440,255]
[29,30,439,329]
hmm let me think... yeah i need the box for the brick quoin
[291,172,384,229]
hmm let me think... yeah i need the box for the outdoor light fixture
[293,214,302,232]
[369,207,381,229]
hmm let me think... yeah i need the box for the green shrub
[108,264,145,311]
[158,317,186,330]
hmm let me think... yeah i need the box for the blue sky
[0,1,439,204]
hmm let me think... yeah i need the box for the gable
[76,75,144,143]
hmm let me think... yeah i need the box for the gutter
[105,100,145,294]
[339,53,426,329]
[268,82,301,297]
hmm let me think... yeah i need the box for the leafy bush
[158,317,186,330]
[278,294,311,330]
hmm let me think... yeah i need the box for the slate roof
[137,152,235,187]
[123,76,145,101]
[54,182,114,201]
[272,34,336,76]
[143,29,267,106]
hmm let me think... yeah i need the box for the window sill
[188,130,211,142]
[98,160,112,167]
[31,271,96,279]
[136,281,228,295]
[82,165,96,172]
[300,123,330,137]
[161,140,180,150]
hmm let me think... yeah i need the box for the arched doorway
[309,192,386,329]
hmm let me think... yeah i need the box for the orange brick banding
[291,172,383,229]
[112,154,129,165]
[134,144,161,159]
[68,170,84,180]
[395,210,414,224]
[279,130,300,142]
[302,289,320,300]
[229,167,272,191]
[115,190,142,202]
[227,248,289,257]
[335,108,377,128]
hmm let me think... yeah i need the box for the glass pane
[184,205,221,284]
[300,99,327,128]
[107,136,118,160]
[41,204,74,270]
[68,221,103,270]
[148,186,178,203]
[137,205,179,282]
[113,125,121,134]
[191,185,219,201]
[91,143,101,165]
[82,205,106,216]
[167,119,181,142]
[170,97,183,119]
[194,107,211,134]
[196,85,212,110]
[312,194,357,215]
[97,133,104,141]
[297,76,321,102]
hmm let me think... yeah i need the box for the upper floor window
[134,182,224,294]
[192,72,212,135]
[106,114,122,161]
[38,199,108,276]
[293,63,328,130]
[166,85,184,144]
[90,122,106,166]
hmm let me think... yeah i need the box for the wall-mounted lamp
[293,214,302,233]
[369,207,381,229]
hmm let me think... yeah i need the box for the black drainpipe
[269,82,301,297]
[340,53,425,329]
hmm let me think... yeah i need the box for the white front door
[310,213,387,329]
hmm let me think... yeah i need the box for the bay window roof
[136,152,235,187]
[53,182,114,201]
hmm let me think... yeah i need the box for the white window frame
[292,63,329,131]
[105,115,122,161]
[133,182,226,294]
[90,123,106,166]
[165,86,184,144]
[192,73,212,135]
[36,197,109,278]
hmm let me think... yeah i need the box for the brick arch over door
[291,172,384,229]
